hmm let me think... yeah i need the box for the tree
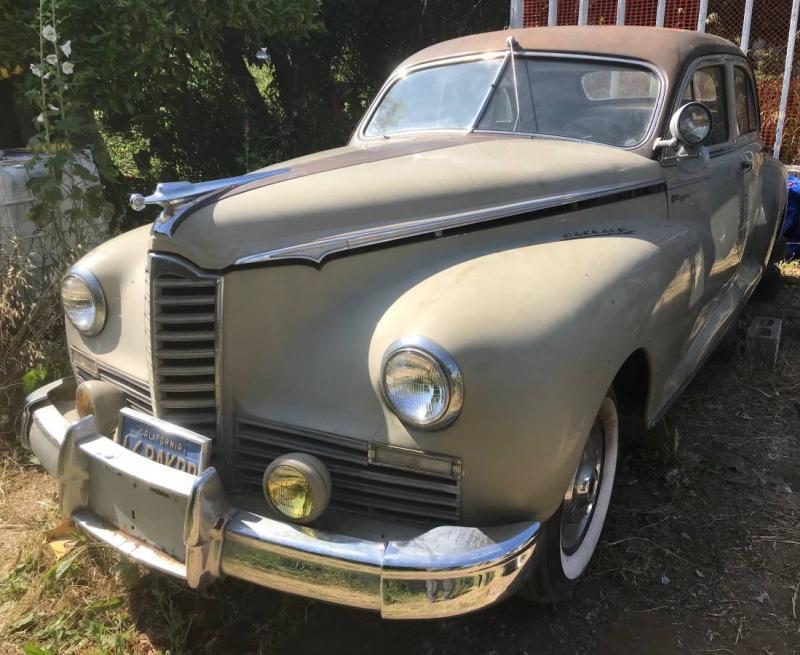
[0,0,321,226]
[1,0,507,227]
[265,0,508,156]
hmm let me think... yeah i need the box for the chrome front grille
[149,254,219,437]
[234,416,462,525]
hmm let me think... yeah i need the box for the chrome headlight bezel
[61,267,107,336]
[380,336,464,430]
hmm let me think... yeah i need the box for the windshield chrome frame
[354,51,667,151]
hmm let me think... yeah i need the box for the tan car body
[71,131,785,527]
[33,26,786,615]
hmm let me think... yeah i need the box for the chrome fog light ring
[61,267,107,336]
[263,453,332,524]
[381,336,464,430]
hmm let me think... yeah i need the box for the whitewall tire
[523,391,619,602]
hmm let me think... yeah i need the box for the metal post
[548,0,558,26]
[741,0,754,53]
[774,0,800,160]
[655,0,666,27]
[616,0,626,26]
[696,0,708,32]
[509,0,524,28]
[578,0,589,25]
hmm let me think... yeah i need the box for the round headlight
[381,337,464,429]
[263,453,331,524]
[672,102,713,146]
[61,268,106,335]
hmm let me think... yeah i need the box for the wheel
[522,392,619,603]
[752,263,782,302]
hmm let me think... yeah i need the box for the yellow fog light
[263,453,331,524]
[75,380,124,436]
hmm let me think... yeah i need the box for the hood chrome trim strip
[233,176,665,266]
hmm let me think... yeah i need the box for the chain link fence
[518,0,800,163]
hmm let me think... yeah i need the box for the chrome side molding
[129,168,292,212]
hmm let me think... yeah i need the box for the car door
[732,62,768,269]
[659,58,754,390]
[662,59,749,307]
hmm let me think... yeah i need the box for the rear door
[732,62,767,268]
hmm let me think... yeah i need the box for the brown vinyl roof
[400,26,743,83]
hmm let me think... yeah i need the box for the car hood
[150,135,664,270]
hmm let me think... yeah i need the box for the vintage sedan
[21,26,785,618]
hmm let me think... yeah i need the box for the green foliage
[1,0,505,229]
[19,0,113,258]
[21,365,48,395]
[0,1,31,71]
[261,0,508,156]
[0,0,321,227]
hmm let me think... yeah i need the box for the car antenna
[506,36,521,133]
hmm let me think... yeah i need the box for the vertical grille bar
[149,254,220,438]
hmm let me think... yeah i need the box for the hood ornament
[129,168,292,212]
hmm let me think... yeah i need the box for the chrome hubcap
[561,418,605,555]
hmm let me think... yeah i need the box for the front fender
[63,224,153,384]
[370,227,689,525]
[221,191,692,526]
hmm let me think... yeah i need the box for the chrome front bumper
[21,378,541,619]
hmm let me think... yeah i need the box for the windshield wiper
[506,36,521,133]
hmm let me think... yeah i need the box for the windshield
[364,56,660,147]
[363,58,503,137]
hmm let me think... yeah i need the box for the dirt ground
[2,269,800,654]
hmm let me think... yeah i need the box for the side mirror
[655,102,714,154]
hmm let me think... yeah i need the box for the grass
[0,433,303,654]
[1,265,800,654]
[0,441,144,654]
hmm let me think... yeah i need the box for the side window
[734,66,759,135]
[747,80,759,132]
[682,65,729,145]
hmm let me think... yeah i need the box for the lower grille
[234,416,462,525]
[149,254,219,437]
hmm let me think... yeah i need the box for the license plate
[116,408,211,475]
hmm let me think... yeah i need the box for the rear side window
[734,67,759,135]
[581,69,659,100]
[681,66,729,145]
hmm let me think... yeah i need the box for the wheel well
[612,349,650,442]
